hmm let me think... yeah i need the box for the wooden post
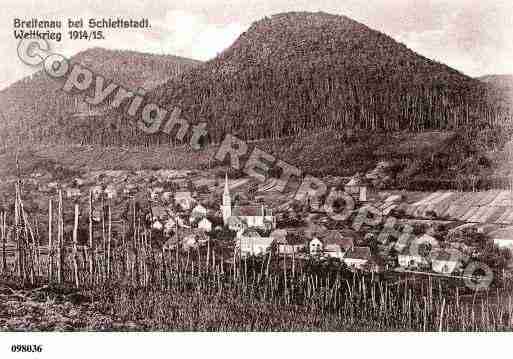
[1,212,6,274]
[57,190,63,284]
[72,203,79,287]
[14,185,22,279]
[48,199,53,283]
[88,190,93,279]
[107,203,112,279]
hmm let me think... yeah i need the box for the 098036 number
[11,344,43,353]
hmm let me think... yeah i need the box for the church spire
[224,173,230,197]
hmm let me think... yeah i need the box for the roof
[344,246,372,261]
[431,249,464,262]
[241,228,262,238]
[232,205,272,217]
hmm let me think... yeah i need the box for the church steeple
[222,173,232,224]
[223,173,230,199]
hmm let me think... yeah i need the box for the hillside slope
[136,11,511,145]
[0,48,201,145]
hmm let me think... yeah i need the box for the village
[2,158,511,283]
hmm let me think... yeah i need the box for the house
[191,204,208,219]
[271,229,306,255]
[221,174,275,230]
[236,229,274,257]
[397,249,429,269]
[320,230,355,259]
[175,191,194,210]
[431,249,464,274]
[343,246,372,269]
[309,238,324,255]
[197,217,212,232]
[308,230,354,259]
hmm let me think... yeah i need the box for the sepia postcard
[1,0,513,357]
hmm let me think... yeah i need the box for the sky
[1,0,512,89]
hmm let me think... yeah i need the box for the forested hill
[1,12,511,148]
[139,11,512,145]
[0,48,201,145]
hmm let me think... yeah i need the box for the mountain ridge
[0,47,201,145]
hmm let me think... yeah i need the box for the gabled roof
[345,246,372,261]
[232,205,272,217]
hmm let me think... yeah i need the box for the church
[221,175,276,232]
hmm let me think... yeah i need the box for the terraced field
[400,191,513,224]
